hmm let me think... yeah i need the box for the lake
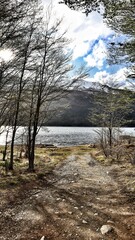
[0,126,135,146]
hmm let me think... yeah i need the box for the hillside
[45,88,135,127]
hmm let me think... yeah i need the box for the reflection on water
[0,126,135,146]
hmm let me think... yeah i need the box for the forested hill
[46,89,94,126]
[45,88,135,127]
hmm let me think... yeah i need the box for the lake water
[0,126,135,146]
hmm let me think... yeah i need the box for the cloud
[42,0,113,61]
[43,1,132,89]
[84,40,107,69]
[86,67,130,88]
[69,12,112,60]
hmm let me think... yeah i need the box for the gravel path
[53,153,115,186]
[0,153,135,240]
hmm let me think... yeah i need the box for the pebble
[68,211,73,215]
[40,236,45,240]
[82,220,88,224]
[100,225,113,235]
[107,220,114,224]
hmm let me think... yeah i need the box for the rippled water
[0,126,135,146]
[37,127,98,146]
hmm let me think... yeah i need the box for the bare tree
[89,83,133,156]
[0,0,42,169]
[23,11,88,171]
[0,1,88,171]
[7,1,43,170]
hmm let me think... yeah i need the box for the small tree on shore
[89,83,133,156]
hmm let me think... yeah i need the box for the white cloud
[42,0,113,61]
[90,70,110,84]
[84,40,107,69]
[42,1,132,90]
[86,67,130,88]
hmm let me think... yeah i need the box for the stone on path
[100,225,113,235]
[82,220,88,224]
[40,236,45,240]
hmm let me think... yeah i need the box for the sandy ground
[0,151,135,240]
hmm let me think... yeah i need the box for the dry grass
[0,145,94,188]
[0,143,134,190]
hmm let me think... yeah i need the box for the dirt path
[0,152,135,240]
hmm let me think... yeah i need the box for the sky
[0,0,130,88]
[43,0,131,88]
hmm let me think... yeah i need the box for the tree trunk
[9,127,16,170]
[28,154,35,172]
[109,127,112,147]
[108,127,113,156]
[28,131,36,172]
[3,128,9,161]
[9,29,33,170]
[28,144,35,172]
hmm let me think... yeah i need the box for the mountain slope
[46,89,135,126]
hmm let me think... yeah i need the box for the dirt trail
[0,153,135,240]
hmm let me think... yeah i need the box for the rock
[107,220,114,224]
[100,225,113,235]
[68,211,73,215]
[55,212,59,215]
[40,236,45,240]
[82,220,88,224]
[74,207,79,210]
[7,172,13,176]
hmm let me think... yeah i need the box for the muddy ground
[0,147,135,240]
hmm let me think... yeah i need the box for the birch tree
[24,12,88,171]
